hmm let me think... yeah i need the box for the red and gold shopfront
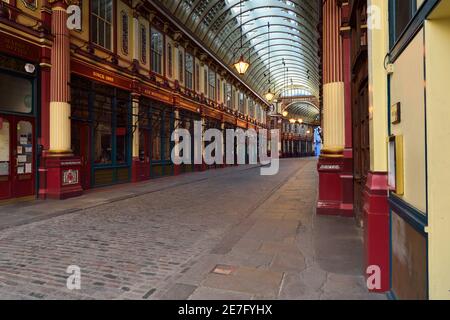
[0,35,40,202]
[70,61,133,189]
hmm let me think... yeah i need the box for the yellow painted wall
[390,29,426,213]
[424,14,450,300]
[367,0,389,172]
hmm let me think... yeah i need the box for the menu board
[16,132,32,175]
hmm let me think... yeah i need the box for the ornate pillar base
[341,148,354,216]
[316,147,353,217]
[173,164,181,176]
[42,154,83,200]
[131,157,142,182]
[363,171,390,292]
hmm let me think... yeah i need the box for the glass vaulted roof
[155,0,321,101]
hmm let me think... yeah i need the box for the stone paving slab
[189,287,253,300]
[202,266,284,297]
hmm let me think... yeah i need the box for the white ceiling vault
[154,0,321,119]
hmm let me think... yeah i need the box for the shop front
[70,75,132,189]
[139,96,174,179]
[204,116,223,169]
[0,54,37,201]
[223,120,237,165]
[177,108,200,174]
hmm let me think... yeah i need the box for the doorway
[0,115,35,200]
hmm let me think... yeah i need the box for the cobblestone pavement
[0,159,385,300]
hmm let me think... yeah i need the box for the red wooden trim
[0,32,40,62]
[71,60,133,91]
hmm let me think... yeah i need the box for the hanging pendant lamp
[233,0,250,75]
[265,22,274,102]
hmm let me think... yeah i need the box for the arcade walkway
[0,159,384,300]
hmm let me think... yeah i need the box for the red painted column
[43,0,82,199]
[317,0,353,217]
[364,172,390,292]
[38,2,52,198]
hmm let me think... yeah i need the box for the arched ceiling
[283,101,320,124]
[155,0,321,100]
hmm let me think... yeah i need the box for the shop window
[167,43,173,78]
[121,11,129,55]
[151,28,163,74]
[0,73,32,114]
[185,53,193,90]
[93,92,113,164]
[90,83,130,166]
[140,25,147,64]
[91,0,113,50]
[0,119,10,176]
[389,0,418,46]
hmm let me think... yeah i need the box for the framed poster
[388,137,396,190]
[388,135,404,195]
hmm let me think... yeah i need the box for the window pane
[93,91,112,164]
[151,29,163,74]
[91,0,112,50]
[99,21,105,47]
[395,0,413,40]
[0,73,32,114]
[105,0,112,22]
[91,16,98,44]
[100,0,105,18]
[92,0,99,15]
[105,21,111,50]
